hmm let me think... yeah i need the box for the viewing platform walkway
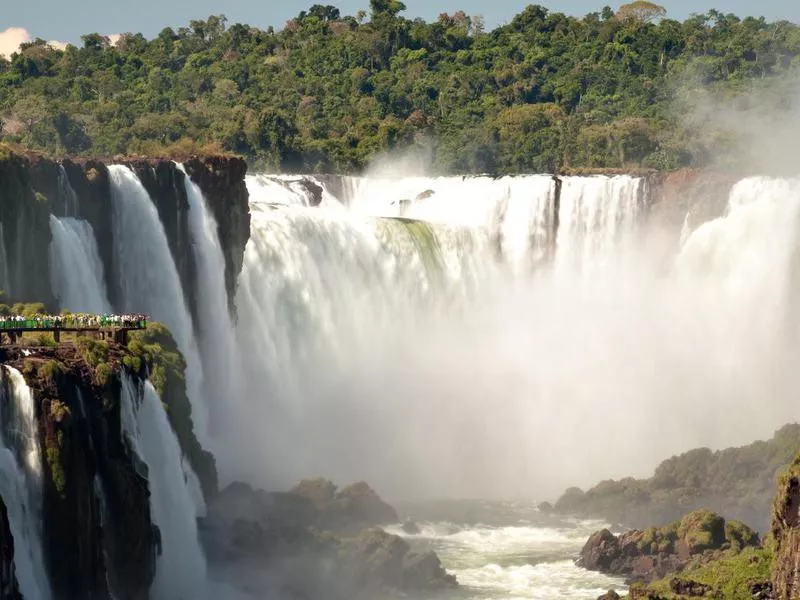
[0,317,148,345]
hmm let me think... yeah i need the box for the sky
[1,0,799,55]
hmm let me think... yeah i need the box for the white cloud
[0,26,69,58]
[107,34,122,47]
[0,27,30,58]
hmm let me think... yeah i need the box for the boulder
[401,518,421,535]
[340,528,456,592]
[578,529,620,572]
[597,591,620,600]
[403,550,457,589]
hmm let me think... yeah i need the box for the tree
[616,1,666,23]
[80,33,110,50]
[370,0,407,19]
[307,5,341,22]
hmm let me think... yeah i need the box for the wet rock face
[0,497,21,600]
[0,154,55,306]
[578,510,759,584]
[771,459,800,599]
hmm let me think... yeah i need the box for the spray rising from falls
[49,215,111,313]
[0,367,52,600]
[108,165,209,447]
[121,375,207,599]
[227,173,800,501]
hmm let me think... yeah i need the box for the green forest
[1,1,798,173]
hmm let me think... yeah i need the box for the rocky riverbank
[553,425,800,534]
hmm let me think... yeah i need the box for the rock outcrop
[555,424,800,533]
[290,478,399,534]
[0,325,212,600]
[579,510,760,583]
[1,343,160,600]
[201,480,455,599]
[771,457,800,599]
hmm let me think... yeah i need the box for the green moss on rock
[46,434,67,499]
[633,546,772,599]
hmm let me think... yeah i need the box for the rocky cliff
[0,344,158,599]
[0,149,250,318]
[0,319,218,600]
[0,153,56,307]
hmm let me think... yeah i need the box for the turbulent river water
[386,500,626,599]
[34,167,800,598]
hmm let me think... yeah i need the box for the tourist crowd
[0,313,149,329]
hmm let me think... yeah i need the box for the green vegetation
[0,3,798,172]
[37,359,65,383]
[632,546,772,599]
[125,323,218,498]
[555,424,800,532]
[46,443,67,498]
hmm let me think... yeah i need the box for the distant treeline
[0,1,798,173]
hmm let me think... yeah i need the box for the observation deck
[0,317,147,345]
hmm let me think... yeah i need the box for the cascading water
[179,164,237,440]
[48,215,111,313]
[230,173,800,499]
[245,174,342,208]
[0,366,52,600]
[555,175,644,270]
[120,375,207,599]
[57,165,79,217]
[108,165,210,448]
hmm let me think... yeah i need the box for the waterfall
[48,215,111,313]
[227,172,800,500]
[179,164,237,441]
[120,375,207,599]
[108,165,209,448]
[0,367,51,600]
[57,165,79,217]
[555,175,643,270]
[0,223,8,295]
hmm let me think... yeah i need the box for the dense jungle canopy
[1,1,799,173]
